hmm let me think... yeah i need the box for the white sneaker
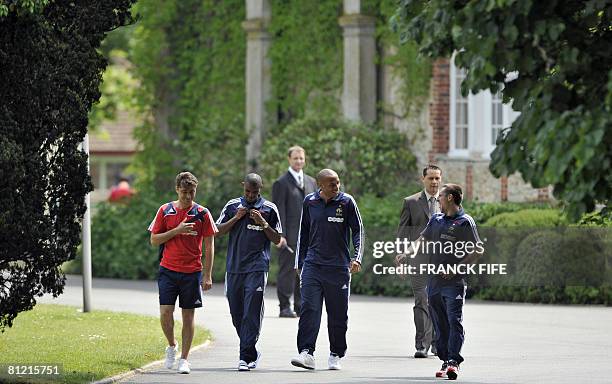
[247,351,261,370]
[164,344,178,369]
[291,350,315,370]
[177,358,190,374]
[238,360,250,371]
[328,354,341,370]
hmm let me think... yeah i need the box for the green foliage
[0,0,48,17]
[88,50,138,132]
[473,228,610,305]
[268,0,344,121]
[374,0,432,114]
[484,208,567,227]
[130,0,246,213]
[463,201,549,225]
[576,208,612,227]
[0,0,134,330]
[259,116,417,198]
[393,0,612,220]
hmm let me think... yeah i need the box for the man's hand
[201,276,212,291]
[249,209,267,226]
[235,207,248,220]
[175,218,197,236]
[276,236,287,249]
[350,260,361,274]
[394,254,407,267]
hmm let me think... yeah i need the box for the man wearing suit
[397,164,442,358]
[272,146,317,318]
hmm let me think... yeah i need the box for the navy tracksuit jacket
[217,196,282,363]
[295,190,363,357]
[421,208,481,364]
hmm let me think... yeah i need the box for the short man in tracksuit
[418,183,483,380]
[291,169,364,371]
[216,173,282,371]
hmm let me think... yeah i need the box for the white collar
[424,190,439,201]
[288,167,304,184]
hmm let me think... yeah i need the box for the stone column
[338,0,377,123]
[243,0,273,172]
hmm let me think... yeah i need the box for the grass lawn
[0,304,211,383]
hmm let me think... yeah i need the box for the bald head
[316,168,338,183]
[317,168,340,201]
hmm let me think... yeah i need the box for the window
[455,68,469,150]
[491,91,503,145]
[449,58,519,158]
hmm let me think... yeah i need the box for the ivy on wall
[268,0,431,128]
[130,0,247,212]
[268,0,344,125]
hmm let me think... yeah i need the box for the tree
[0,0,135,330]
[393,0,611,219]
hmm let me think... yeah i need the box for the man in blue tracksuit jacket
[216,173,282,371]
[419,183,483,381]
[290,169,364,371]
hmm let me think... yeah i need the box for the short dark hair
[244,173,263,188]
[441,183,462,205]
[175,172,198,189]
[422,164,441,177]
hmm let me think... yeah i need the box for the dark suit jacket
[272,171,317,246]
[397,190,432,242]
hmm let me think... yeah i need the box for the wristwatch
[262,222,269,229]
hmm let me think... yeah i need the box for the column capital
[338,14,376,28]
[242,18,269,33]
[242,18,271,40]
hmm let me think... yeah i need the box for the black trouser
[297,263,350,357]
[277,245,301,312]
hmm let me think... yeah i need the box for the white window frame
[449,56,470,158]
[449,58,519,159]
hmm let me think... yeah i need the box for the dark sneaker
[414,349,428,358]
[446,360,459,380]
[279,308,297,318]
[435,362,448,378]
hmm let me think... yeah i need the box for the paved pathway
[41,276,611,383]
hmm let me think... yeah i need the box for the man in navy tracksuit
[291,169,364,371]
[216,173,282,371]
[419,183,483,380]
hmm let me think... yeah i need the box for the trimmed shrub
[484,208,567,227]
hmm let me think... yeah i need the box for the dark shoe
[430,345,437,356]
[435,361,448,378]
[414,349,428,358]
[279,308,297,318]
[294,307,301,317]
[446,360,459,380]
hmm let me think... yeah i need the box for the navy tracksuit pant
[225,272,267,362]
[428,284,466,364]
[297,263,350,357]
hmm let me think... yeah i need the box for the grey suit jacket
[397,190,432,242]
[272,171,317,246]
